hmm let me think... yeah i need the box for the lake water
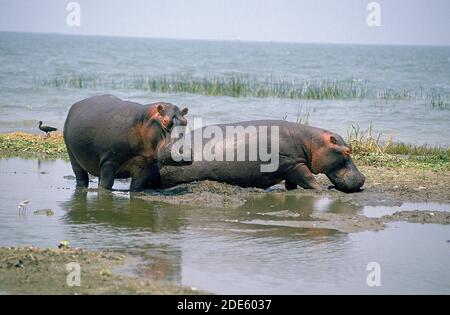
[1,32,450,294]
[0,157,449,294]
[0,31,449,145]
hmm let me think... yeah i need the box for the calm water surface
[1,32,449,294]
[0,32,449,145]
[0,157,449,294]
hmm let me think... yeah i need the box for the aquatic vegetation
[295,103,311,125]
[34,74,433,101]
[429,91,449,110]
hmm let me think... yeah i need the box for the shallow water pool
[0,157,449,294]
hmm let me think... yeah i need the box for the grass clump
[347,124,449,171]
[0,132,67,158]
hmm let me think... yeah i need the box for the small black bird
[38,121,57,137]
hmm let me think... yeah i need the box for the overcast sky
[0,0,449,45]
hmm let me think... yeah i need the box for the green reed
[35,74,431,101]
[428,91,449,109]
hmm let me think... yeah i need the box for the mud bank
[322,166,450,205]
[0,247,203,295]
[138,179,450,233]
[243,212,386,233]
[254,210,450,233]
[137,165,450,209]
[382,210,450,224]
[139,180,264,208]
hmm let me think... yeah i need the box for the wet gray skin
[63,95,189,191]
[159,120,366,193]
[326,157,366,193]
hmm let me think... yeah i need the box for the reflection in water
[59,190,361,282]
[60,189,185,283]
[61,190,185,231]
[2,157,450,294]
[235,194,362,239]
[240,193,362,215]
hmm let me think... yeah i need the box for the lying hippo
[159,120,365,193]
[64,94,188,191]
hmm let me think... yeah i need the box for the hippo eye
[330,136,338,145]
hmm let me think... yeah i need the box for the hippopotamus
[63,94,188,191]
[159,120,365,193]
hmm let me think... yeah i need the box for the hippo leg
[99,161,119,190]
[147,163,162,189]
[130,161,161,192]
[285,164,322,191]
[67,149,89,188]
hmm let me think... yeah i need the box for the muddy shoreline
[1,132,449,205]
[0,153,449,294]
[1,207,448,295]
[0,246,203,295]
[137,165,450,208]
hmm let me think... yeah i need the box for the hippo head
[146,102,191,167]
[310,132,365,193]
[149,102,188,132]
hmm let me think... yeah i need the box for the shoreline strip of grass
[0,132,67,159]
[1,131,448,170]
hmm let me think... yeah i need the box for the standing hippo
[63,94,188,191]
[159,120,365,193]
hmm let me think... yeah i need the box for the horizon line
[1,29,449,48]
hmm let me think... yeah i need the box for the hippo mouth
[326,158,366,193]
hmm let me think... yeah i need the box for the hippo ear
[181,107,188,116]
[330,135,338,145]
[157,104,165,116]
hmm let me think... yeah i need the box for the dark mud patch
[244,212,386,233]
[382,210,450,225]
[137,166,449,209]
[0,247,203,295]
[138,180,263,208]
[241,210,450,233]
